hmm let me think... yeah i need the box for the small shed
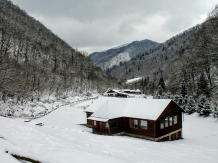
[87,99,184,141]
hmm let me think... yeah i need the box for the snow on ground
[0,100,218,163]
[126,77,142,84]
[0,94,97,119]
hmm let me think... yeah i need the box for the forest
[129,5,218,116]
[0,0,118,104]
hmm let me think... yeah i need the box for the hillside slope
[109,27,196,80]
[0,0,118,103]
[89,39,159,71]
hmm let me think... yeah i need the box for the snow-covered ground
[126,77,142,84]
[0,93,98,118]
[0,100,218,163]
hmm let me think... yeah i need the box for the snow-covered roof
[135,89,141,92]
[88,99,172,121]
[106,89,120,93]
[84,97,119,113]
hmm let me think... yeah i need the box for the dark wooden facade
[156,101,183,139]
[92,121,110,134]
[89,101,184,141]
[86,112,93,126]
[124,118,155,138]
[107,91,128,98]
[116,93,128,98]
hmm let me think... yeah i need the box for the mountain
[116,4,218,99]
[163,6,218,97]
[89,39,159,71]
[0,0,118,102]
[107,27,196,80]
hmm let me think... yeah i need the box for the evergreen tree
[152,90,158,99]
[159,76,165,90]
[165,91,172,99]
[153,85,163,99]
[177,94,183,108]
[161,92,167,99]
[140,79,144,87]
[182,95,189,111]
[197,73,209,96]
[186,96,196,114]
[141,79,145,94]
[157,85,163,98]
[196,96,207,115]
[180,79,187,97]
[213,104,218,117]
[173,95,180,104]
[144,77,149,88]
[204,100,212,116]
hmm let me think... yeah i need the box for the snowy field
[126,77,142,84]
[0,100,218,163]
[0,91,99,118]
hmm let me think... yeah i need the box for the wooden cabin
[84,97,118,126]
[87,99,184,141]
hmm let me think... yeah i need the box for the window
[140,120,147,130]
[130,119,138,128]
[110,119,117,128]
[94,121,96,126]
[106,122,109,128]
[160,115,178,129]
[173,115,177,124]
[160,119,164,129]
[169,117,173,126]
[165,117,168,127]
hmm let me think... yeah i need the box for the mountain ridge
[90,26,196,80]
[89,39,159,71]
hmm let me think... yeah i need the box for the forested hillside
[109,27,196,80]
[152,5,218,97]
[89,39,158,71]
[128,5,218,116]
[0,0,118,103]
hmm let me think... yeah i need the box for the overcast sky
[11,0,218,54]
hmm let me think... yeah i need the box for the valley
[1,100,218,163]
[0,1,218,163]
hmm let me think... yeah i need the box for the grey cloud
[11,0,218,53]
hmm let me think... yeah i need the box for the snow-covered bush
[196,96,212,116]
[185,96,196,114]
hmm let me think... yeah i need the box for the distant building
[105,88,143,98]
[85,98,185,141]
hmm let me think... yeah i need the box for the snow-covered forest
[0,1,218,162]
[104,26,195,80]
[124,6,218,117]
[0,0,119,117]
